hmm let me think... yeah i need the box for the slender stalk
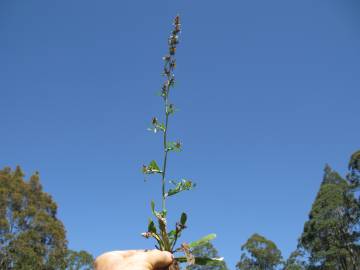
[143,16,184,257]
[161,23,177,211]
[162,92,170,211]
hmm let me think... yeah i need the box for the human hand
[94,250,174,270]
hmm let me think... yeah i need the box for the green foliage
[283,250,307,270]
[142,160,162,175]
[0,166,94,270]
[166,179,196,198]
[348,150,360,192]
[186,242,228,270]
[141,15,218,269]
[236,234,283,270]
[66,250,94,270]
[348,150,360,171]
[166,141,182,152]
[298,165,360,270]
[0,166,68,269]
[189,234,217,249]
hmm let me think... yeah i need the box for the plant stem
[161,77,171,212]
[162,116,168,211]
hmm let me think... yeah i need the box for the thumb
[145,250,173,269]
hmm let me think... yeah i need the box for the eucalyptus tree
[283,250,307,270]
[0,166,68,269]
[298,160,360,270]
[236,234,283,270]
[66,250,94,270]
[0,166,94,270]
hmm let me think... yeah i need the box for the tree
[348,150,360,195]
[66,250,94,270]
[346,150,360,267]
[348,150,360,173]
[236,234,282,270]
[283,250,306,270]
[187,242,228,270]
[298,164,360,270]
[0,166,94,270]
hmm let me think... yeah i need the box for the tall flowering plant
[141,15,223,270]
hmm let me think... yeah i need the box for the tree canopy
[236,233,282,270]
[0,166,93,270]
[66,250,94,270]
[298,164,360,269]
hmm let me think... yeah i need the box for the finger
[144,250,173,269]
[97,250,143,260]
[95,250,143,270]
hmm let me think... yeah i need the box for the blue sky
[1,0,359,268]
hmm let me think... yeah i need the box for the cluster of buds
[161,15,181,101]
[168,16,180,53]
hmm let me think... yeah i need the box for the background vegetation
[1,150,358,269]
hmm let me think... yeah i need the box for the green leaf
[194,257,224,265]
[175,256,224,266]
[149,160,160,171]
[165,179,195,197]
[143,160,162,175]
[158,123,166,132]
[166,104,177,115]
[151,201,155,215]
[149,117,166,133]
[189,234,216,248]
[166,141,182,152]
[174,257,187,263]
[180,212,187,226]
[168,229,176,238]
[148,219,157,234]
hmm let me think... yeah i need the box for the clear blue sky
[1,0,359,268]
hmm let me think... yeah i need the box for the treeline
[0,167,94,270]
[1,151,359,270]
[192,151,360,270]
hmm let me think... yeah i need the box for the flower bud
[152,117,158,125]
[169,46,176,55]
[141,232,152,238]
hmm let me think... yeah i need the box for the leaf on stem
[148,219,157,234]
[142,160,162,175]
[168,229,176,239]
[169,212,187,249]
[148,117,166,133]
[151,201,155,215]
[166,141,182,152]
[165,179,195,197]
[175,256,224,266]
[180,212,187,226]
[166,104,177,115]
[188,234,216,248]
[142,225,164,250]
